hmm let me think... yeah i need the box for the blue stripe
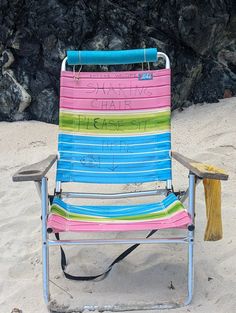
[57,159,171,172]
[58,132,171,145]
[59,151,170,163]
[58,141,170,154]
[57,132,172,183]
[53,199,164,216]
[56,169,172,183]
[52,193,178,217]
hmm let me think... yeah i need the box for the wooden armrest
[171,151,228,180]
[13,154,57,182]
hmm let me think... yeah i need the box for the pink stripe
[60,75,170,89]
[60,95,170,111]
[60,85,170,100]
[47,212,191,232]
[60,69,170,110]
[61,69,171,79]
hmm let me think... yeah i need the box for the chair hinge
[54,188,62,197]
[188,224,195,231]
[174,190,186,199]
[48,188,62,205]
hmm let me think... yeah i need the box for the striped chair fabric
[47,67,191,232]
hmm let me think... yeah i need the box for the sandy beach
[0,98,236,313]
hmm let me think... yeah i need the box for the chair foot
[48,301,188,312]
[184,293,193,306]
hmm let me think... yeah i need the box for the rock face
[0,0,236,123]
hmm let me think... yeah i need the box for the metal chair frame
[40,173,195,311]
[39,51,195,311]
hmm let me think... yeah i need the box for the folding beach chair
[13,48,228,311]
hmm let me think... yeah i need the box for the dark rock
[29,88,58,123]
[224,89,233,98]
[0,0,236,123]
[0,50,31,121]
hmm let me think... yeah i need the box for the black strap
[55,229,158,281]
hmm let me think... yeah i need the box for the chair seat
[47,193,191,232]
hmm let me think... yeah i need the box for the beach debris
[49,279,73,299]
[11,308,23,313]
[168,281,175,290]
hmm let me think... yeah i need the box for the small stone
[54,275,60,279]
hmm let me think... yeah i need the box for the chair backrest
[56,49,171,185]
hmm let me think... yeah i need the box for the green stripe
[59,110,170,134]
[50,201,184,222]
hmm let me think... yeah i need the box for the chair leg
[41,177,50,304]
[185,238,194,305]
[184,172,195,305]
[42,237,50,304]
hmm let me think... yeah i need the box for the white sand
[0,98,236,313]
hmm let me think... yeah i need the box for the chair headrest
[67,48,158,65]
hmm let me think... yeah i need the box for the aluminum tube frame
[41,177,50,304]
[48,237,189,246]
[166,179,172,190]
[49,302,182,312]
[158,52,170,69]
[55,181,61,193]
[61,189,167,199]
[184,172,195,306]
[179,178,200,204]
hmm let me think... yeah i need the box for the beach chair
[13,48,228,311]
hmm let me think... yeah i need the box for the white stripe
[58,140,171,146]
[59,149,170,155]
[59,158,171,165]
[61,70,170,80]
[57,168,171,174]
[60,107,170,115]
[58,130,171,137]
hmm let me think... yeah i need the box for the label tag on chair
[138,73,153,80]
